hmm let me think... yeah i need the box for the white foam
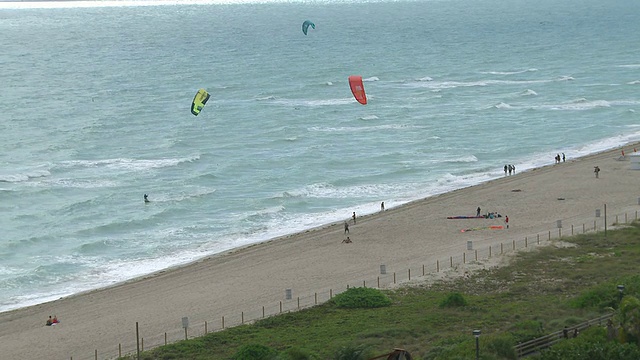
[0,168,51,183]
[480,68,538,75]
[494,102,512,109]
[57,155,200,171]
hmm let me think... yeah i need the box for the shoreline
[1,142,639,359]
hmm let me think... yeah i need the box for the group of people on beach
[45,315,59,326]
[503,164,516,175]
[555,153,566,164]
[476,206,509,228]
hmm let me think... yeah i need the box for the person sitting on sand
[52,315,59,324]
[46,316,53,326]
[342,236,352,243]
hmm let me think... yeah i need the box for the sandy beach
[2,144,640,360]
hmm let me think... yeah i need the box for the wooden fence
[514,313,615,358]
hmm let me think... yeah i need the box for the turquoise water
[0,0,639,312]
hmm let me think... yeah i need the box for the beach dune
[1,144,639,360]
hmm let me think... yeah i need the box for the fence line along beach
[1,143,639,360]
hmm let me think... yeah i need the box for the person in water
[144,194,149,203]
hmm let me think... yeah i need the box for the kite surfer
[144,194,150,203]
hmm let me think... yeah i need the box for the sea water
[0,0,639,313]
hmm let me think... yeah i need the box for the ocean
[1,0,639,313]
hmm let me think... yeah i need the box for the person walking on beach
[381,202,385,211]
[504,165,508,175]
[505,215,509,229]
[512,165,515,174]
[594,166,600,178]
[508,165,512,175]
[562,153,566,162]
[344,222,349,234]
[352,211,357,224]
[476,207,481,217]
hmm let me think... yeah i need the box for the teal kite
[302,20,315,35]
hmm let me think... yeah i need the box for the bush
[281,347,316,360]
[232,343,278,360]
[486,334,517,359]
[439,293,468,308]
[331,287,392,309]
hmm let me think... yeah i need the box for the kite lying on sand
[460,225,504,233]
[447,216,486,219]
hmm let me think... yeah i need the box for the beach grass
[126,223,640,360]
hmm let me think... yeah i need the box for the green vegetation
[126,223,640,360]
[331,287,392,309]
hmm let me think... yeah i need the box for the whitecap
[0,169,51,183]
[480,68,538,75]
[494,102,512,109]
[57,155,200,171]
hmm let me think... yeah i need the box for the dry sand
[2,144,640,360]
